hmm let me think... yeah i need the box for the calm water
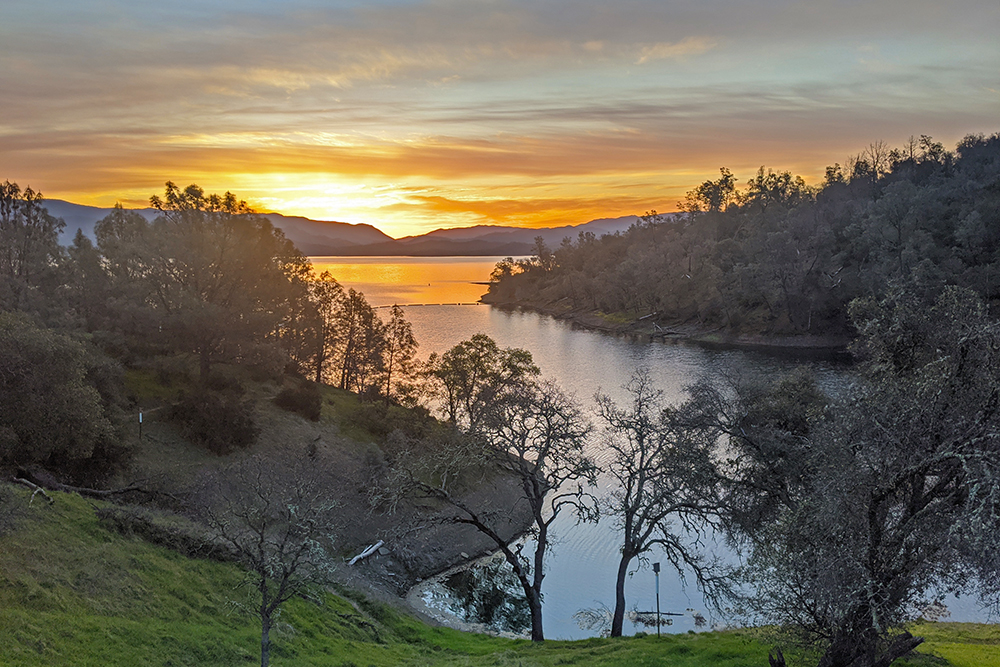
[314,256,986,638]
[310,256,506,307]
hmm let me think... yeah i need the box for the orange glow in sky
[2,1,997,238]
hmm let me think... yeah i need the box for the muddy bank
[329,471,531,626]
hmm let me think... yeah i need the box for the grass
[594,311,634,325]
[1,484,996,667]
[909,622,1000,667]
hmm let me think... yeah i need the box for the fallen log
[11,477,55,505]
[349,540,385,565]
[15,469,178,502]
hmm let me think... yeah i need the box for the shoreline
[481,297,853,356]
[341,472,535,626]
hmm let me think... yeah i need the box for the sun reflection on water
[309,256,506,307]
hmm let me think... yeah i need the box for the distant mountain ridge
[48,199,643,256]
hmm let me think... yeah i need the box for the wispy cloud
[636,37,717,64]
[1,0,997,233]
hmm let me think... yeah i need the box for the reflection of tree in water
[444,559,531,634]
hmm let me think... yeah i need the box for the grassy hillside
[1,485,997,667]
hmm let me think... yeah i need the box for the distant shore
[480,295,853,356]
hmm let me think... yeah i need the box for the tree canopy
[684,285,1000,666]
[486,133,1000,338]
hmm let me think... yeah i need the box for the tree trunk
[872,632,923,667]
[528,588,544,641]
[314,339,325,384]
[383,350,394,405]
[818,629,924,667]
[610,552,630,637]
[528,522,547,641]
[260,610,271,667]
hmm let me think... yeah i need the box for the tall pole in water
[652,562,661,638]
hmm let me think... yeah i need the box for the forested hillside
[485,133,1000,337]
[0,181,424,486]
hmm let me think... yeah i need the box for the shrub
[204,372,244,394]
[95,505,239,563]
[168,389,258,455]
[0,312,131,484]
[273,382,322,421]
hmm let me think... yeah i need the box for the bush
[95,505,239,563]
[349,401,438,440]
[273,382,322,421]
[204,372,244,394]
[0,312,131,484]
[168,389,258,455]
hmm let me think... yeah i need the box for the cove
[315,256,985,638]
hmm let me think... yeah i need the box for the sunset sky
[2,1,997,238]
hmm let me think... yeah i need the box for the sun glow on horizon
[3,1,996,238]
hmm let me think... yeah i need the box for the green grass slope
[1,486,996,667]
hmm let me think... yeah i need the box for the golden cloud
[636,37,717,64]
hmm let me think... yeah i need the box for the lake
[310,256,504,308]
[313,256,986,638]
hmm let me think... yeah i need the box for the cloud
[2,0,998,235]
[636,37,717,64]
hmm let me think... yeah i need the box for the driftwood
[11,477,55,505]
[348,540,385,565]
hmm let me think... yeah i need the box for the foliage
[306,270,345,384]
[167,386,259,455]
[487,133,1000,337]
[0,312,130,483]
[334,288,386,393]
[304,275,418,401]
[691,285,1000,667]
[425,332,540,430]
[273,381,323,421]
[96,183,313,381]
[0,180,65,314]
[382,304,418,403]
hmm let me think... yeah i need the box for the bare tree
[597,369,724,637]
[380,375,596,641]
[194,449,338,667]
